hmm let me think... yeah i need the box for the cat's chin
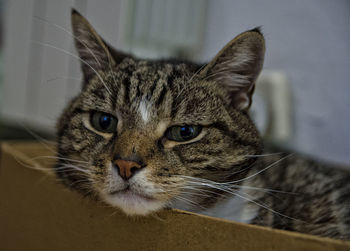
[101,190,166,215]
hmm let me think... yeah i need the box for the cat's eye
[165,125,202,142]
[90,112,117,133]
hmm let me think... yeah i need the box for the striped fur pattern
[237,155,350,240]
[55,10,350,240]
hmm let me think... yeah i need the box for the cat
[55,9,350,240]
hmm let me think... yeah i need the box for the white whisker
[178,174,298,195]
[230,184,297,195]
[33,16,119,94]
[177,190,212,198]
[16,122,56,153]
[44,76,82,85]
[55,164,90,174]
[31,40,112,95]
[69,179,90,187]
[34,16,103,68]
[30,155,89,164]
[188,63,207,83]
[173,195,207,210]
[227,154,294,184]
[11,153,54,175]
[183,177,301,222]
[233,190,302,222]
[179,185,224,198]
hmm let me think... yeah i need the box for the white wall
[1,0,123,132]
[2,0,350,165]
[197,0,350,165]
[1,0,206,132]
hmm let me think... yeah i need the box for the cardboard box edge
[2,141,350,249]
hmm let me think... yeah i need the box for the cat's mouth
[109,187,155,201]
[103,186,165,215]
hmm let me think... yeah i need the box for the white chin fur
[102,193,166,216]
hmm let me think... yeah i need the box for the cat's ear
[71,9,118,82]
[200,28,265,111]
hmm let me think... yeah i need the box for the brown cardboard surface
[1,141,350,251]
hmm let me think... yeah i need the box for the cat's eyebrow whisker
[31,40,112,95]
[175,70,198,101]
[33,16,103,68]
[44,76,82,85]
[33,17,118,91]
[188,63,208,82]
[108,66,119,96]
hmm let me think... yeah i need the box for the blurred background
[0,0,349,166]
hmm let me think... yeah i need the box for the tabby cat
[55,10,350,240]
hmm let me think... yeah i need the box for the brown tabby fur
[55,10,350,240]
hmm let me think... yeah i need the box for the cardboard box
[1,141,350,251]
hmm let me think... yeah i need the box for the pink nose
[113,159,143,180]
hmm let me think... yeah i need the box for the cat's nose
[113,159,144,180]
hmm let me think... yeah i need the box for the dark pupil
[180,126,194,139]
[99,114,111,130]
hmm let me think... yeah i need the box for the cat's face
[56,10,265,215]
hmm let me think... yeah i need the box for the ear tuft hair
[200,29,265,111]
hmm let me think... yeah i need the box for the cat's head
[56,10,265,215]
